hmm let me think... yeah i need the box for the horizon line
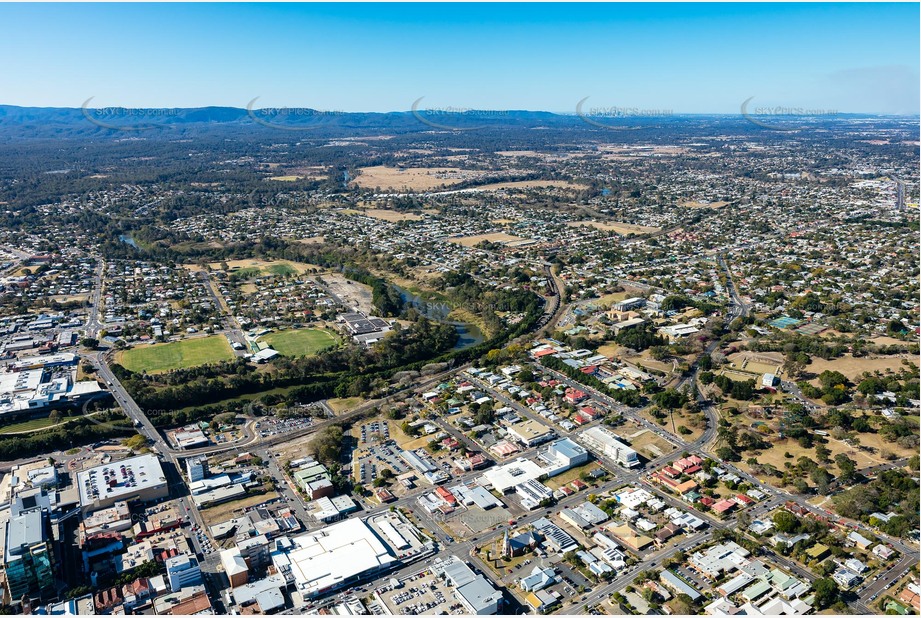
[1,103,918,117]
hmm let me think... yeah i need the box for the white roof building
[270,518,398,598]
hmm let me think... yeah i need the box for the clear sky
[1,3,917,114]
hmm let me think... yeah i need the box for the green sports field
[260,328,338,357]
[117,336,235,373]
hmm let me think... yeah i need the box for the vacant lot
[289,235,325,245]
[353,166,476,191]
[322,273,374,314]
[726,351,784,376]
[202,259,316,277]
[260,328,338,357]
[199,491,279,527]
[680,200,729,209]
[447,232,529,247]
[626,428,679,459]
[566,220,661,235]
[326,397,364,415]
[807,355,918,383]
[117,336,234,373]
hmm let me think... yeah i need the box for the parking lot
[353,439,410,484]
[256,416,314,438]
[359,420,391,443]
[374,568,465,615]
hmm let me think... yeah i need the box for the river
[395,286,485,351]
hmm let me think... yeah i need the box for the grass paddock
[260,328,338,357]
[118,336,235,373]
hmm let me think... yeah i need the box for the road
[718,253,749,320]
[84,258,105,337]
[79,250,917,612]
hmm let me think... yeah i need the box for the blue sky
[1,3,917,113]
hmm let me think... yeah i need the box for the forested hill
[0,104,902,140]
[0,104,574,138]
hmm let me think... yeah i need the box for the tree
[773,510,800,534]
[81,337,99,349]
[834,453,857,485]
[812,578,840,609]
[815,444,832,464]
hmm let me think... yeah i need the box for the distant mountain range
[0,104,910,139]
[0,104,581,137]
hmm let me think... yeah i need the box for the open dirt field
[289,236,325,245]
[680,200,729,209]
[266,175,303,181]
[638,408,704,443]
[326,397,364,415]
[271,433,318,464]
[322,273,374,314]
[726,351,783,376]
[447,232,529,247]
[341,208,424,222]
[596,343,623,359]
[594,291,631,307]
[353,166,477,190]
[195,259,317,277]
[566,220,661,235]
[496,150,543,157]
[868,336,912,347]
[625,428,679,459]
[806,354,918,383]
[473,179,586,191]
[199,491,279,527]
[51,293,90,304]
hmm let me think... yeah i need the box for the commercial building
[165,554,203,591]
[505,420,556,448]
[578,426,640,468]
[220,548,250,588]
[2,506,54,601]
[478,458,546,494]
[560,501,609,529]
[270,517,399,599]
[613,297,646,312]
[544,438,589,468]
[77,454,169,511]
[515,479,553,510]
[438,557,503,615]
[0,368,104,418]
[185,457,209,483]
[531,517,579,554]
[660,570,702,601]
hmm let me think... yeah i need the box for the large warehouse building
[271,517,400,599]
[77,454,169,511]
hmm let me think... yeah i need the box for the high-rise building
[185,457,210,482]
[2,507,54,601]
